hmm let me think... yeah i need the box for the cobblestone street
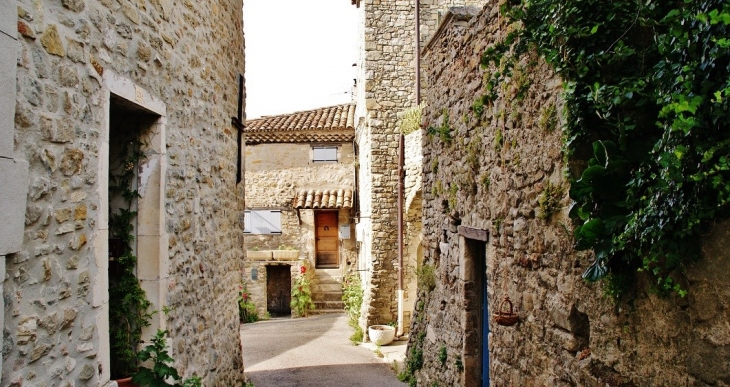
[240,313,407,387]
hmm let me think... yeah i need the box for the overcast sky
[243,0,359,119]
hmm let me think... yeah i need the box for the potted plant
[108,139,153,384]
[246,248,272,261]
[273,244,299,260]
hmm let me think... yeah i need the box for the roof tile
[246,104,356,144]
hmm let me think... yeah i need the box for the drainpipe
[397,133,405,337]
[415,0,421,105]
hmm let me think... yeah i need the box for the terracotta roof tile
[294,189,353,209]
[246,104,356,144]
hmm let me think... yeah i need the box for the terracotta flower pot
[114,377,140,387]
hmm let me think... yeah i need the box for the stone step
[312,291,343,302]
[312,283,343,293]
[313,300,345,311]
[314,269,343,283]
[308,308,345,315]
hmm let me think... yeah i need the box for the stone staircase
[310,269,344,314]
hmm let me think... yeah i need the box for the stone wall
[243,141,357,315]
[5,0,245,385]
[409,4,730,386]
[354,0,487,334]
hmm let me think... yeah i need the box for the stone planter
[247,250,272,261]
[368,325,396,346]
[272,250,299,260]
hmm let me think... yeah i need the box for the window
[312,146,338,162]
[244,210,282,234]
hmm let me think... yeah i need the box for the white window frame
[243,210,282,234]
[312,146,338,162]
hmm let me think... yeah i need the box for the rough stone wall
[6,0,245,386]
[410,4,730,387]
[243,142,357,314]
[354,0,486,333]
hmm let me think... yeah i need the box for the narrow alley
[241,314,407,387]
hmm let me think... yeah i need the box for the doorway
[461,236,488,387]
[315,211,339,268]
[266,265,291,317]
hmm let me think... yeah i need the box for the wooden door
[315,211,339,268]
[266,265,291,317]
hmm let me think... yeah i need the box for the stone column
[0,0,29,382]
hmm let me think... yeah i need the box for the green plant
[374,345,384,358]
[291,263,315,317]
[398,332,425,387]
[349,325,364,345]
[448,183,459,211]
[426,109,453,144]
[133,330,181,386]
[242,382,256,387]
[438,346,448,365]
[342,272,364,344]
[400,103,425,135]
[276,244,296,250]
[538,103,558,132]
[109,139,153,380]
[465,137,482,170]
[455,356,463,372]
[417,264,436,292]
[493,128,503,151]
[238,281,259,323]
[538,181,565,221]
[492,0,730,298]
[133,329,202,387]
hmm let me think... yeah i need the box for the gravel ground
[240,313,407,387]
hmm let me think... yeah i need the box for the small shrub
[238,281,259,323]
[538,181,565,221]
[438,346,448,365]
[291,264,315,317]
[400,103,425,135]
[417,264,436,291]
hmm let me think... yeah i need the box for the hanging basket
[493,296,519,326]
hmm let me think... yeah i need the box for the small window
[244,210,282,234]
[313,146,338,162]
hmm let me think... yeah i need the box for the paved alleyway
[240,313,407,387]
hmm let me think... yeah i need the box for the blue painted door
[481,268,490,386]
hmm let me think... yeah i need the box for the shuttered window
[243,210,282,234]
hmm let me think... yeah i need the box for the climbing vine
[485,0,730,297]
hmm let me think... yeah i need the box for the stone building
[3,0,246,385]
[242,104,357,317]
[350,0,486,337]
[409,4,730,386]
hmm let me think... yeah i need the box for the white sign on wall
[339,224,351,239]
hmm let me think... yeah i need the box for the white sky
[243,0,359,119]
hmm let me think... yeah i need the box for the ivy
[493,0,730,298]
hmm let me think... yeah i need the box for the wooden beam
[457,226,488,242]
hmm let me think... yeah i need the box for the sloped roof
[293,189,353,209]
[245,104,356,144]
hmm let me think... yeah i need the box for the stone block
[0,32,17,158]
[0,158,29,255]
[0,0,16,38]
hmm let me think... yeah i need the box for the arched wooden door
[315,211,339,268]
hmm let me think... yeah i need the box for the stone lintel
[458,225,488,242]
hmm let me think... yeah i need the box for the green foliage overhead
[493,0,730,297]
